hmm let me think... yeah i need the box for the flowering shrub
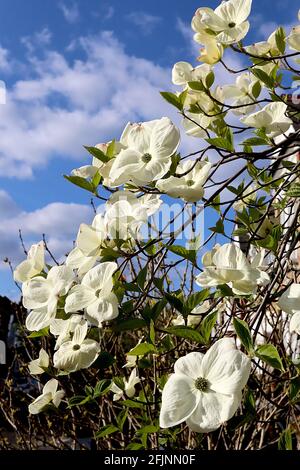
[2,0,300,450]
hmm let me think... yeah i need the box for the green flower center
[228,22,236,28]
[141,153,152,163]
[73,344,81,351]
[186,179,194,187]
[195,377,209,392]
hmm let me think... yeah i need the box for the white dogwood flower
[28,348,49,375]
[278,283,300,335]
[220,72,259,115]
[24,266,75,331]
[53,322,100,372]
[28,379,65,415]
[66,246,98,277]
[287,26,300,52]
[197,38,224,65]
[191,0,252,46]
[160,338,251,432]
[109,117,180,186]
[172,62,211,86]
[14,241,45,283]
[156,160,211,202]
[196,243,270,295]
[183,111,213,138]
[76,213,107,258]
[65,262,119,327]
[50,314,84,349]
[241,102,292,138]
[111,368,141,401]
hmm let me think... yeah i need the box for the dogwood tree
[2,0,300,450]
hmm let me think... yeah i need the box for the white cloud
[21,28,52,54]
[126,12,162,35]
[0,45,11,72]
[59,2,80,24]
[0,190,94,269]
[0,31,174,179]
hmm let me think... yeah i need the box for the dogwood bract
[109,117,180,186]
[196,243,270,295]
[156,160,211,202]
[160,338,251,432]
[241,102,292,138]
[28,348,49,375]
[53,322,100,372]
[28,379,65,415]
[14,241,45,283]
[65,262,119,327]
[278,283,300,335]
[50,314,85,349]
[23,265,74,331]
[220,72,260,115]
[191,0,252,46]
[111,368,141,401]
[172,62,211,86]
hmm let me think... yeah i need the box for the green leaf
[68,395,91,407]
[160,91,183,111]
[286,183,300,197]
[206,137,234,152]
[275,27,286,54]
[112,318,147,332]
[28,327,49,338]
[149,320,155,344]
[247,162,259,179]
[211,194,221,213]
[251,80,261,99]
[289,376,300,402]
[151,298,167,322]
[166,244,196,263]
[233,318,254,353]
[128,342,156,356]
[278,428,293,450]
[164,292,185,313]
[163,326,205,344]
[94,379,111,397]
[126,443,145,450]
[242,137,268,146]
[137,265,147,289]
[106,140,115,158]
[136,424,159,436]
[95,425,119,439]
[186,289,210,312]
[251,69,275,89]
[206,71,215,89]
[200,310,218,343]
[117,408,128,431]
[256,344,284,371]
[122,399,145,409]
[91,171,101,187]
[188,80,206,92]
[209,218,224,234]
[83,145,109,162]
[63,175,95,194]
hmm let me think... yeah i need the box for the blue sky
[0,0,299,299]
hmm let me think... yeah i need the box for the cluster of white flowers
[14,0,300,437]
